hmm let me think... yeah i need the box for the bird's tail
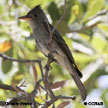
[70,65,87,101]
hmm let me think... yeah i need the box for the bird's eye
[34,14,37,17]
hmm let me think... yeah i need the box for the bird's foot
[44,51,57,70]
[48,51,57,62]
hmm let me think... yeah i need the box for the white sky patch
[98,75,108,89]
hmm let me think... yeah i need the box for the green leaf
[19,0,47,8]
[48,2,60,23]
[73,53,97,63]
[1,48,13,74]
[57,21,70,35]
[101,89,108,107]
[0,4,4,14]
[68,13,76,24]
[79,33,91,41]
[91,35,107,53]
[24,38,36,50]
[97,23,108,36]
[82,0,104,22]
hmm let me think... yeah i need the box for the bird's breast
[33,29,50,55]
[33,27,67,64]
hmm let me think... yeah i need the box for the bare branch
[57,95,76,100]
[0,84,24,92]
[38,61,44,78]
[0,53,41,63]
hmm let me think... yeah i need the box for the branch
[0,52,76,108]
[0,53,41,63]
[43,53,55,98]
[41,52,76,108]
[0,84,24,92]
[41,95,76,108]
[88,9,108,21]
[57,95,76,100]
[48,0,66,44]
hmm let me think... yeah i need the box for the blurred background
[0,0,108,108]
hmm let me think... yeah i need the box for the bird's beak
[18,15,31,20]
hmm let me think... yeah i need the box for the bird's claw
[48,51,57,62]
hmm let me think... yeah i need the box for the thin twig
[88,9,107,21]
[18,80,26,88]
[48,0,66,44]
[0,53,41,63]
[38,61,44,78]
[0,84,24,92]
[56,95,76,100]
[42,95,76,108]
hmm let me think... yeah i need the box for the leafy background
[0,0,108,108]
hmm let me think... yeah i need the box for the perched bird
[18,5,87,101]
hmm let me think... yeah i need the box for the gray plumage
[18,5,87,101]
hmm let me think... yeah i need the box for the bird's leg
[43,51,57,99]
[44,51,57,69]
[48,51,57,62]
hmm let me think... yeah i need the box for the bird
[18,5,87,101]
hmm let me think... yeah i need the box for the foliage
[0,0,108,108]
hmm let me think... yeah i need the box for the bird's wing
[42,21,82,78]
[42,21,74,63]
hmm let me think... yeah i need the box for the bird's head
[18,5,47,26]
